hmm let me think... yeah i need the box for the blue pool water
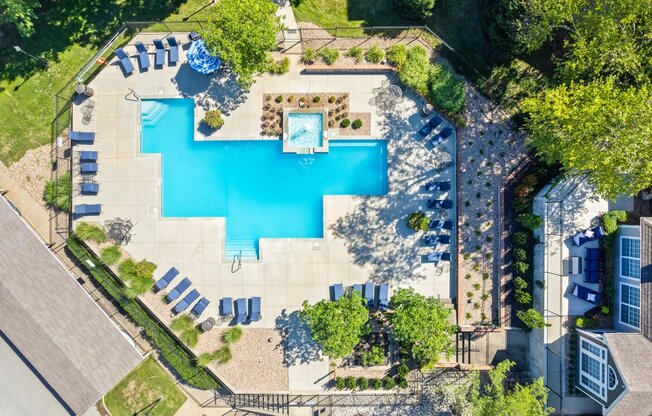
[141,99,387,258]
[288,113,323,148]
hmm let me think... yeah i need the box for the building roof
[640,217,652,341]
[603,332,652,415]
[0,197,142,415]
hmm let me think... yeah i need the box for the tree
[388,288,456,367]
[516,308,550,331]
[523,79,652,198]
[407,211,429,232]
[0,0,39,37]
[201,0,282,88]
[397,0,436,19]
[300,291,369,358]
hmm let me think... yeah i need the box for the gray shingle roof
[0,197,142,414]
[640,217,652,342]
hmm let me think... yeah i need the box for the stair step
[225,239,259,260]
[141,101,169,126]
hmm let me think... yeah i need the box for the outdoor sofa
[585,248,601,284]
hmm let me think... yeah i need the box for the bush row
[334,375,408,390]
[66,236,220,390]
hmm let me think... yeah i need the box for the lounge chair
[166,277,191,302]
[332,284,344,301]
[423,234,451,246]
[114,48,134,75]
[173,289,200,314]
[418,115,443,137]
[364,282,375,308]
[235,298,247,324]
[134,41,150,70]
[221,297,233,317]
[153,39,165,67]
[189,297,210,319]
[249,297,262,322]
[571,283,601,305]
[430,127,454,147]
[74,204,101,215]
[572,225,606,247]
[427,199,453,210]
[425,181,451,192]
[167,37,179,65]
[429,219,454,231]
[352,284,363,295]
[423,252,451,265]
[80,183,99,195]
[378,284,389,310]
[154,267,179,291]
[80,162,98,174]
[68,131,95,144]
[79,151,98,162]
[584,248,601,283]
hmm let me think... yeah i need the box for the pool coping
[282,107,330,154]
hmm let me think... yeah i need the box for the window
[620,237,640,279]
[579,337,607,400]
[608,366,618,390]
[620,283,640,328]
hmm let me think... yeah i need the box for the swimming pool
[141,99,387,258]
[287,113,323,148]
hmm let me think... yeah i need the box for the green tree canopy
[300,291,369,358]
[0,0,39,37]
[388,287,456,367]
[523,79,652,198]
[397,0,436,20]
[201,0,282,88]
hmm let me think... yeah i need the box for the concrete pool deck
[71,33,457,392]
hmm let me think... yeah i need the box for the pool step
[141,101,169,127]
[225,239,259,260]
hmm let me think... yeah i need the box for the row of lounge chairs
[417,114,455,149]
[70,130,102,216]
[115,37,179,75]
[220,297,262,323]
[331,283,389,310]
[153,267,210,318]
[79,151,99,195]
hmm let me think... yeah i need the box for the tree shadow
[274,309,322,366]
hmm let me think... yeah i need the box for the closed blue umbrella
[187,39,222,75]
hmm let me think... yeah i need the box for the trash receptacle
[75,83,94,97]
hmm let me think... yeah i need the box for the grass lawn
[104,356,186,416]
[0,0,219,165]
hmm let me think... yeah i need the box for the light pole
[13,45,49,68]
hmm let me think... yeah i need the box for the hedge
[66,236,220,390]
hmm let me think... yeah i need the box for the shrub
[223,326,243,344]
[358,377,369,390]
[397,376,408,389]
[371,378,382,390]
[172,315,200,347]
[407,211,428,231]
[517,213,543,230]
[171,315,195,332]
[517,308,550,331]
[347,46,362,63]
[513,248,527,262]
[134,259,157,279]
[352,118,363,129]
[602,210,627,235]
[396,0,436,19]
[514,276,528,290]
[268,56,290,74]
[320,47,339,65]
[313,96,321,103]
[75,222,106,243]
[515,288,532,304]
[203,109,224,129]
[345,376,356,389]
[384,376,396,389]
[365,45,385,63]
[397,363,409,377]
[43,172,71,212]
[214,346,232,364]
[100,245,122,265]
[125,276,155,299]
[513,232,528,246]
[118,258,136,281]
[428,63,466,114]
[340,118,351,128]
[398,46,430,95]
[328,95,336,103]
[275,95,283,103]
[335,377,346,389]
[303,47,317,64]
[361,346,385,366]
[386,44,408,69]
[575,317,597,328]
[601,306,611,315]
[287,95,294,102]
[514,261,529,274]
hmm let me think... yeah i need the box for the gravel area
[339,112,371,137]
[457,87,527,326]
[8,144,51,207]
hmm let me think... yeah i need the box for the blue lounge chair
[134,41,150,70]
[249,297,262,322]
[572,225,607,247]
[431,127,454,147]
[423,234,451,246]
[80,183,99,195]
[153,39,165,67]
[166,277,191,302]
[423,252,451,264]
[584,248,601,283]
[378,284,389,310]
[167,37,179,65]
[221,297,233,317]
[571,283,601,305]
[427,199,453,210]
[352,284,363,295]
[69,131,95,144]
[74,204,101,215]
[235,298,247,324]
[425,181,451,192]
[173,289,200,314]
[418,115,443,137]
[189,297,209,319]
[114,48,134,75]
[154,267,179,291]
[332,284,344,301]
[79,151,97,162]
[364,282,375,308]
[80,162,97,174]
[429,219,454,231]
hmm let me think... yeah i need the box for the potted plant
[203,110,224,129]
[407,211,428,232]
